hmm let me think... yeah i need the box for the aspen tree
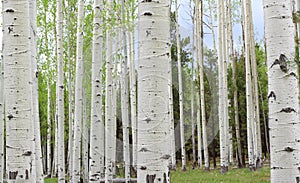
[218,0,229,173]
[197,0,209,171]
[175,0,187,171]
[29,0,44,181]
[104,0,114,180]
[264,0,300,181]
[137,0,172,181]
[72,0,85,182]
[89,0,104,181]
[3,0,34,181]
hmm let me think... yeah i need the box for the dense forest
[0,0,299,182]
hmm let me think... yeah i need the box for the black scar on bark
[25,169,29,179]
[146,30,151,37]
[280,107,296,113]
[270,54,288,73]
[7,114,13,120]
[9,171,18,179]
[140,166,147,170]
[290,72,298,79]
[8,27,13,33]
[6,9,15,13]
[23,151,32,156]
[144,12,153,16]
[146,174,156,183]
[268,91,276,100]
[296,177,300,183]
[284,147,295,152]
[160,154,171,159]
[139,147,149,152]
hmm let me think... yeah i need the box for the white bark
[197,0,209,171]
[168,35,176,170]
[67,0,74,179]
[191,28,196,168]
[44,2,52,176]
[105,0,114,180]
[3,0,35,181]
[82,91,89,183]
[196,92,202,168]
[72,0,85,182]
[129,31,138,170]
[175,0,186,171]
[89,0,104,181]
[248,2,262,166]
[56,0,65,181]
[217,0,228,173]
[29,0,44,181]
[263,0,300,181]
[121,1,131,180]
[0,3,4,181]
[243,0,255,170]
[47,81,52,176]
[137,0,171,181]
[52,116,58,177]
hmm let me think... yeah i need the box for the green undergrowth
[44,178,58,183]
[171,165,270,183]
[44,166,270,183]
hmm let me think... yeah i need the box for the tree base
[182,165,186,171]
[220,166,228,174]
[205,166,210,172]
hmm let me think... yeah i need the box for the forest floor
[171,164,270,183]
[44,164,270,183]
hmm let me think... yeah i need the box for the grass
[44,178,58,183]
[171,166,270,183]
[44,166,270,183]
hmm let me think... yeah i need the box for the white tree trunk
[191,35,196,168]
[43,2,52,176]
[248,2,262,167]
[121,2,131,180]
[29,1,44,182]
[243,0,255,171]
[47,81,52,176]
[167,36,176,170]
[82,91,89,183]
[67,0,74,179]
[196,92,202,168]
[72,0,85,182]
[217,0,227,174]
[105,0,114,180]
[0,3,4,181]
[191,10,196,167]
[264,0,300,181]
[3,0,35,181]
[56,0,65,181]
[197,0,209,171]
[52,116,58,177]
[137,0,171,181]
[175,0,186,171]
[129,31,138,170]
[89,0,104,181]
